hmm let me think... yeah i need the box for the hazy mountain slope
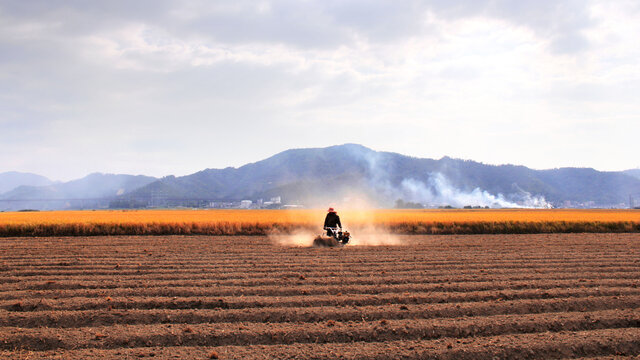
[0,173,158,210]
[536,168,639,204]
[624,169,640,180]
[3,145,638,209]
[0,172,53,194]
[1,173,156,200]
[127,144,640,207]
[126,144,373,200]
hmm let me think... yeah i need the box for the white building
[240,200,253,209]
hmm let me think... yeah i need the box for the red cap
[327,207,336,213]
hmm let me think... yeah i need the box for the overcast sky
[1,0,639,181]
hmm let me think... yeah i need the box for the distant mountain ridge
[125,144,640,208]
[2,145,640,210]
[0,173,157,211]
[0,172,53,194]
[624,169,640,180]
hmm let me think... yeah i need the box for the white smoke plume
[399,174,551,208]
[359,149,551,209]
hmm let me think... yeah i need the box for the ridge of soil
[1,233,639,359]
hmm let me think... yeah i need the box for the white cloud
[0,0,639,180]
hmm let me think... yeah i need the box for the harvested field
[1,233,639,359]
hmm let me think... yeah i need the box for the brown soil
[1,233,639,359]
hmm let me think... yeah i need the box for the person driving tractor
[323,207,342,236]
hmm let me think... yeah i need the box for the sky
[1,0,639,181]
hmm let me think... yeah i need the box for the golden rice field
[0,209,639,237]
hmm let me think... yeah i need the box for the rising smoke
[397,174,551,208]
[272,146,553,247]
[358,147,550,209]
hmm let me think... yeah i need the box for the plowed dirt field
[1,234,639,359]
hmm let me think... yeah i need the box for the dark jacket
[324,212,342,228]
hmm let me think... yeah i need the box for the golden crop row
[1,209,639,236]
[1,208,640,225]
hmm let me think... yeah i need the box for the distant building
[283,204,304,209]
[270,196,281,204]
[240,200,252,209]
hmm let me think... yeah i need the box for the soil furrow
[3,286,638,313]
[2,278,637,301]
[2,295,638,328]
[2,234,639,359]
[4,263,639,280]
[4,328,640,360]
[3,274,639,295]
[3,256,639,269]
[1,309,638,351]
[4,271,640,295]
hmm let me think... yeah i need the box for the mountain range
[2,144,640,210]
[0,172,54,194]
[624,169,640,180]
[0,173,156,211]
